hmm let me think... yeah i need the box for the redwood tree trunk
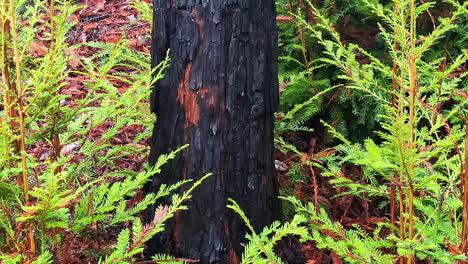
[145,1,280,263]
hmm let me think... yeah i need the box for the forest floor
[52,0,384,263]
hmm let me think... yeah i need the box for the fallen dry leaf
[30,41,48,57]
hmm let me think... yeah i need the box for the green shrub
[239,0,468,263]
[0,0,206,263]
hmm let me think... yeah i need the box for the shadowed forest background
[0,0,467,263]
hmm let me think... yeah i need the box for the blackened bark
[145,1,280,263]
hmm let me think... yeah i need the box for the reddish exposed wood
[176,63,200,126]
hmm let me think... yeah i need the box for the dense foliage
[0,0,207,263]
[248,0,467,263]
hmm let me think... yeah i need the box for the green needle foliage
[275,0,389,142]
[237,0,467,263]
[228,199,311,264]
[276,0,467,143]
[0,0,207,263]
[298,0,467,259]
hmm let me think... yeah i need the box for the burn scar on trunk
[177,63,200,126]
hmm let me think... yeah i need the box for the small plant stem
[391,2,399,108]
[309,164,319,213]
[1,20,21,172]
[8,0,29,202]
[6,0,36,257]
[462,119,468,252]
[390,185,396,234]
[407,185,414,261]
[399,185,406,237]
[297,0,309,66]
[50,115,62,159]
[396,12,407,254]
[408,0,417,143]
[299,25,308,66]
[390,1,399,242]
[406,0,417,263]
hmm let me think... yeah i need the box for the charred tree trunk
[145,1,280,263]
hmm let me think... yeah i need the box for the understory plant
[0,0,203,263]
[237,0,468,263]
[275,0,389,142]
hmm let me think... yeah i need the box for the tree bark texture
[145,1,280,263]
